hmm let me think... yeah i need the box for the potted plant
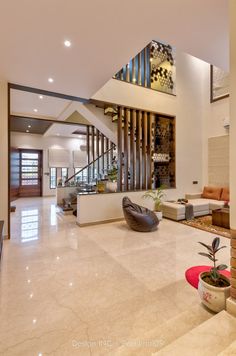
[106,166,118,192]
[198,237,230,313]
[143,185,166,220]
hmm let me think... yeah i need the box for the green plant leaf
[215,246,227,253]
[217,264,228,270]
[198,252,214,261]
[198,242,213,252]
[212,237,220,251]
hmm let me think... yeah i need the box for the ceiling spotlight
[33,109,38,113]
[26,130,29,133]
[64,40,71,47]
[48,77,54,83]
[39,95,43,99]
[28,125,31,128]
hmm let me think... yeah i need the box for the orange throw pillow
[202,186,222,200]
[221,187,230,201]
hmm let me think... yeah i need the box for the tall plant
[143,185,166,212]
[198,237,227,285]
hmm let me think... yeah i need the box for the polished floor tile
[0,197,231,355]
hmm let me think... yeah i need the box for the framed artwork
[210,64,229,102]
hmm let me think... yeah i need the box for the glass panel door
[19,149,42,197]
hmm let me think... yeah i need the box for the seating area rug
[180,215,231,239]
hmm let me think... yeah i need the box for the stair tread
[113,304,212,355]
[153,311,236,356]
[217,339,236,355]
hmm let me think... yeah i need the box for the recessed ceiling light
[64,40,71,47]
[48,77,54,83]
[33,109,38,113]
[26,130,29,133]
[39,95,43,99]
[56,133,60,136]
[28,125,31,128]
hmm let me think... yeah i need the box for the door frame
[7,83,89,239]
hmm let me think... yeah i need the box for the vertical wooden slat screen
[124,108,129,191]
[91,127,95,178]
[96,129,100,176]
[101,133,104,172]
[109,140,113,168]
[144,48,147,87]
[86,126,90,182]
[117,107,123,191]
[126,64,130,82]
[147,113,153,189]
[106,138,109,169]
[136,111,142,189]
[132,58,135,83]
[130,109,136,190]
[142,111,147,189]
[138,52,141,85]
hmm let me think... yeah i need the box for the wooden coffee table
[212,208,230,229]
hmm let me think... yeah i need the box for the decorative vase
[155,211,163,221]
[97,181,106,193]
[198,272,230,313]
[106,181,117,193]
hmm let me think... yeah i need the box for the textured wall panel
[208,135,229,186]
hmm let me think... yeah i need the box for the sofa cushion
[202,186,222,200]
[221,187,230,201]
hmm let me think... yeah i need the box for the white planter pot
[198,272,230,313]
[155,211,163,221]
[106,181,117,193]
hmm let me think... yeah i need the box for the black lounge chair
[122,196,159,232]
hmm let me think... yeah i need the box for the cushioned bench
[161,200,209,221]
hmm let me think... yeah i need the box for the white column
[227,0,236,314]
[0,81,9,237]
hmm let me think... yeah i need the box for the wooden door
[10,147,20,201]
[19,149,43,197]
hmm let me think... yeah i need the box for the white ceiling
[44,123,86,138]
[11,89,71,119]
[0,0,228,99]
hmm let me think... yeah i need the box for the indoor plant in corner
[143,185,166,221]
[106,165,118,192]
[198,237,230,313]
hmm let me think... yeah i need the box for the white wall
[0,81,8,236]
[11,132,87,196]
[93,50,209,199]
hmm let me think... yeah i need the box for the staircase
[113,309,236,356]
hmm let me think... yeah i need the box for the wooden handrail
[65,144,115,183]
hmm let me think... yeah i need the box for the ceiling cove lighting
[64,40,71,47]
[48,77,54,83]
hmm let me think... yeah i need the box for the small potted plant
[106,166,118,192]
[143,185,166,220]
[198,237,230,313]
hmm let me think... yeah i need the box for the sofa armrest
[185,193,202,200]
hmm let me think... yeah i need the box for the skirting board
[76,217,124,227]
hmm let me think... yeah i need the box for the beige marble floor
[0,197,231,355]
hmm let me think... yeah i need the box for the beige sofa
[162,186,229,221]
